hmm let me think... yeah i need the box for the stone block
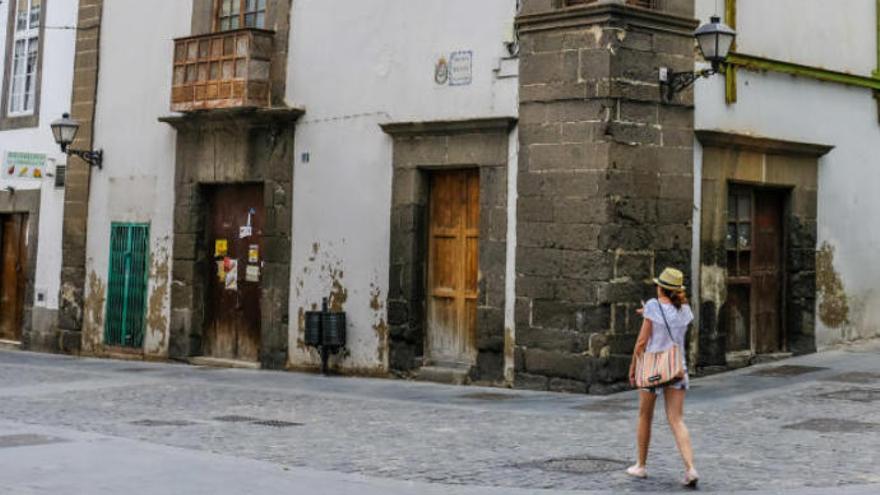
[516,325,590,353]
[514,371,549,391]
[554,197,612,225]
[533,300,610,332]
[549,377,589,393]
[606,122,661,146]
[562,250,614,280]
[597,281,647,304]
[518,197,555,223]
[598,224,654,250]
[528,142,610,171]
[521,82,590,103]
[447,132,507,166]
[520,124,563,146]
[518,222,601,251]
[520,51,579,86]
[523,347,594,381]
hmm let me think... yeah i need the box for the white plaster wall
[695,0,880,347]
[286,0,519,371]
[85,0,190,355]
[0,0,79,313]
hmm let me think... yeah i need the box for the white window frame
[6,0,41,117]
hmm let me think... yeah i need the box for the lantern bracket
[64,148,103,170]
[659,66,724,101]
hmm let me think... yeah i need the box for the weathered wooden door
[426,170,480,366]
[752,190,784,354]
[0,214,27,342]
[204,184,264,362]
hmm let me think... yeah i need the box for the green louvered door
[105,223,150,348]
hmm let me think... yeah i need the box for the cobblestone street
[1,342,879,494]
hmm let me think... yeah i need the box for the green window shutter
[105,223,150,348]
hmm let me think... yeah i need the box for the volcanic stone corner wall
[514,1,697,393]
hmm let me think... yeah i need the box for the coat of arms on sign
[434,56,449,85]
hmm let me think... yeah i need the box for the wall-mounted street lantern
[50,113,103,170]
[660,16,737,101]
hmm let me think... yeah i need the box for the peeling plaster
[146,247,170,355]
[816,242,850,329]
[370,282,388,366]
[82,271,105,352]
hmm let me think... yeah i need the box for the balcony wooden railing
[171,28,274,112]
[564,0,656,8]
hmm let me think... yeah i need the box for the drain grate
[0,434,67,449]
[821,372,880,384]
[213,415,259,423]
[816,388,880,403]
[460,392,518,401]
[783,418,879,433]
[130,419,197,427]
[117,367,160,373]
[517,456,628,475]
[573,399,637,413]
[251,420,303,428]
[749,365,828,377]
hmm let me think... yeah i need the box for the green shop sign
[3,151,46,180]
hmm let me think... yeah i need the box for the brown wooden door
[0,214,27,342]
[752,190,784,354]
[427,170,480,366]
[204,185,264,362]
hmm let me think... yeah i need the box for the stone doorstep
[0,340,21,350]
[188,356,261,370]
[415,364,471,386]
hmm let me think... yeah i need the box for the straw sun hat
[653,267,686,292]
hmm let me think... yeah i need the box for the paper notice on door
[245,265,260,283]
[214,239,228,257]
[248,244,259,263]
[216,260,226,282]
[225,259,238,290]
[239,225,252,239]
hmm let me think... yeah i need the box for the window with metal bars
[564,0,656,8]
[215,0,267,31]
[104,223,150,348]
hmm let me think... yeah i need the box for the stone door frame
[696,130,833,368]
[161,107,301,369]
[0,189,40,347]
[381,117,516,382]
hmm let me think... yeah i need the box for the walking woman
[626,267,699,487]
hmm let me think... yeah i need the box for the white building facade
[15,0,878,392]
[0,0,76,350]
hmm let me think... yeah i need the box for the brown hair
[659,286,688,310]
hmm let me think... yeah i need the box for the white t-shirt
[643,298,694,357]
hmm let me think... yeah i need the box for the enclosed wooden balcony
[171,28,274,112]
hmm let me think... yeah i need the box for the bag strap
[657,300,674,341]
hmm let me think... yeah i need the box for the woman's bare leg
[636,390,657,466]
[663,387,695,471]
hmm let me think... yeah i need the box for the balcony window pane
[737,224,751,249]
[231,0,240,14]
[230,16,240,29]
[244,13,256,27]
[198,63,209,82]
[210,62,220,80]
[246,0,257,11]
[186,64,197,82]
[235,59,246,78]
[738,194,751,221]
[16,0,28,31]
[30,0,41,28]
[222,61,234,79]
[726,223,736,250]
[221,0,232,15]
[199,40,210,59]
[256,13,265,28]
